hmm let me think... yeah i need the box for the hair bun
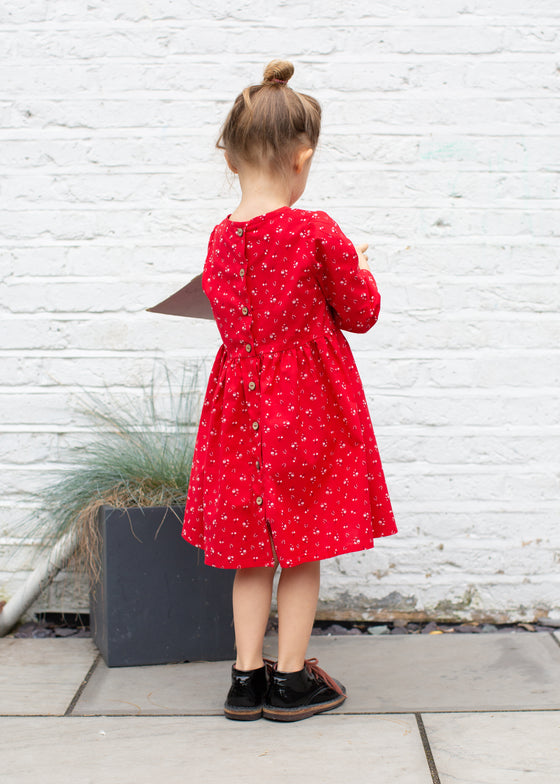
[263,59,294,85]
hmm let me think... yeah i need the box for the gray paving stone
[0,714,432,784]
[264,632,560,712]
[74,657,231,715]
[0,638,97,716]
[76,632,560,716]
[424,711,560,783]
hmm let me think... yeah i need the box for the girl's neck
[228,168,292,222]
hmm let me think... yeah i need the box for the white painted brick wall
[1,1,559,622]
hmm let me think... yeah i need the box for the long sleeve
[201,227,218,297]
[312,211,381,333]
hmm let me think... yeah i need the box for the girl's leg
[276,560,320,672]
[232,565,277,670]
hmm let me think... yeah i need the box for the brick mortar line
[3,204,560,212]
[0,50,558,60]
[0,353,558,361]
[2,238,560,246]
[4,132,560,140]
[6,88,560,96]
[2,275,555,284]
[15,21,547,28]
[53,202,557,212]
[2,20,560,28]
[2,460,559,471]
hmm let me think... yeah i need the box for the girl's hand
[355,243,371,272]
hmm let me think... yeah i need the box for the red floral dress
[181,206,398,568]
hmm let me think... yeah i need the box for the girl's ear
[294,146,314,173]
[224,150,238,173]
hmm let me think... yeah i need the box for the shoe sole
[262,691,347,722]
[223,704,263,721]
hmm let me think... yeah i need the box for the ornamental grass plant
[18,363,203,591]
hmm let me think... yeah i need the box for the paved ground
[1,632,560,783]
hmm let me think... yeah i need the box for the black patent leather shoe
[224,658,275,721]
[262,657,347,722]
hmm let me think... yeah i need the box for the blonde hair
[216,60,321,173]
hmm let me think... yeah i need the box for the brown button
[248,381,256,391]
[252,421,259,430]
[245,343,252,353]
[242,306,249,315]
[256,460,260,470]
[239,269,245,278]
[236,227,243,237]
[256,496,263,506]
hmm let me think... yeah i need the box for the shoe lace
[266,657,345,697]
[303,657,346,697]
[263,657,276,677]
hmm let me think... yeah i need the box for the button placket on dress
[236,224,267,529]
[245,353,265,510]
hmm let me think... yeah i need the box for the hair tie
[272,78,287,84]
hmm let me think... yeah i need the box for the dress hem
[180,527,398,570]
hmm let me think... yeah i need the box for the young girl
[181,59,398,722]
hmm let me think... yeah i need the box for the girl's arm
[312,213,381,333]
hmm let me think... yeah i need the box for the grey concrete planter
[90,505,236,667]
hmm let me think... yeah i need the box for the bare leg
[276,560,320,672]
[232,565,277,670]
